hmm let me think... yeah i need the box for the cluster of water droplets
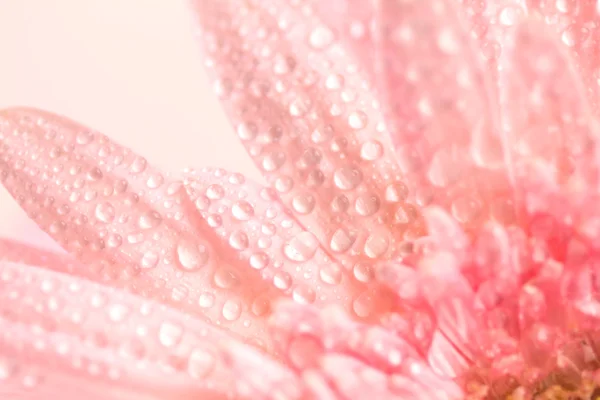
[199,0,427,273]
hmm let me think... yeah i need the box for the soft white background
[0,1,260,249]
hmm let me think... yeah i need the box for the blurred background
[0,0,259,249]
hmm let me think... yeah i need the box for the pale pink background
[0,1,260,250]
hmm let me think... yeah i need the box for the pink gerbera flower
[2,0,600,398]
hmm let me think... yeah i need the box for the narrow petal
[0,258,306,400]
[182,168,366,316]
[306,0,377,80]
[269,301,419,372]
[191,0,419,268]
[500,19,600,194]
[524,0,600,115]
[374,0,514,228]
[0,108,271,346]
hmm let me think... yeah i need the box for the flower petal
[182,168,374,317]
[374,0,514,228]
[0,255,306,400]
[524,0,600,115]
[306,0,377,80]
[0,108,271,345]
[191,0,418,266]
[500,19,600,193]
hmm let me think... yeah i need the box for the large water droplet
[95,202,115,223]
[222,299,242,321]
[232,200,254,221]
[348,111,368,130]
[176,240,210,271]
[138,211,162,230]
[333,166,362,190]
[229,231,249,250]
[284,231,318,262]
[309,26,334,49]
[159,321,184,348]
[355,194,380,216]
[329,228,356,253]
[292,193,315,214]
[188,348,216,379]
[273,271,292,290]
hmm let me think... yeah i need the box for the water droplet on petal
[222,299,242,321]
[159,321,184,348]
[309,26,334,49]
[176,241,210,271]
[330,228,356,253]
[232,200,254,221]
[333,167,362,190]
[188,348,216,379]
[273,271,292,290]
[284,231,319,262]
[348,111,368,130]
[95,202,115,223]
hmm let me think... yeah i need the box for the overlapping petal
[373,0,514,230]
[0,108,275,346]
[0,246,306,400]
[191,0,422,272]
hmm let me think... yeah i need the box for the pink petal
[0,108,270,345]
[500,19,600,193]
[524,0,600,115]
[306,0,377,80]
[374,0,514,228]
[182,168,365,316]
[0,250,306,400]
[269,301,419,373]
[191,0,420,267]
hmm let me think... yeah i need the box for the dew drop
[222,299,242,321]
[273,271,292,290]
[176,240,210,271]
[95,202,115,223]
[360,140,384,161]
[232,200,254,221]
[329,228,356,253]
[284,231,319,262]
[319,263,343,285]
[229,231,249,250]
[364,234,389,259]
[213,268,239,289]
[292,285,316,304]
[158,321,184,348]
[140,251,160,269]
[249,252,270,270]
[309,26,334,49]
[206,184,225,200]
[353,263,374,283]
[138,211,162,230]
[333,167,362,190]
[146,174,164,189]
[198,292,215,309]
[355,194,380,216]
[292,193,315,214]
[384,182,409,203]
[188,348,216,379]
[347,111,368,130]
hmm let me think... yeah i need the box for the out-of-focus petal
[268,300,462,399]
[373,0,514,228]
[0,256,307,400]
[500,19,600,195]
[191,0,420,269]
[306,0,376,80]
[0,108,271,346]
[524,0,600,115]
